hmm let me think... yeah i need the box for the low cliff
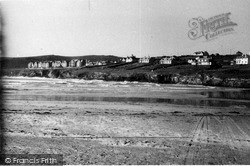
[3,67,250,88]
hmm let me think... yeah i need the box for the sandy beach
[2,77,250,164]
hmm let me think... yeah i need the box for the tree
[131,54,136,58]
[236,51,243,56]
[203,51,209,57]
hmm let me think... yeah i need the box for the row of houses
[85,60,107,66]
[28,52,250,69]
[122,55,211,65]
[123,52,249,66]
[122,56,174,64]
[28,59,85,69]
[121,55,137,63]
[187,56,212,65]
[28,58,114,69]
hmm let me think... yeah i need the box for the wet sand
[2,77,250,164]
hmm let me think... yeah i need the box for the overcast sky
[1,0,250,57]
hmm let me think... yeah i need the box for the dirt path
[183,115,250,164]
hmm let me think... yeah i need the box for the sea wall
[3,68,250,88]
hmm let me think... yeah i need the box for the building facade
[196,56,211,65]
[28,62,33,68]
[61,60,69,68]
[52,61,62,68]
[235,54,249,65]
[159,56,174,64]
[139,56,150,63]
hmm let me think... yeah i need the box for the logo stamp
[188,12,237,40]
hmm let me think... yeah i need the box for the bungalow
[126,57,133,63]
[52,61,62,68]
[125,55,137,63]
[159,56,174,64]
[139,56,150,63]
[196,56,211,65]
[38,62,43,68]
[98,61,107,66]
[235,54,249,65]
[86,60,94,66]
[33,62,38,68]
[61,60,69,68]
[121,58,126,62]
[43,61,52,68]
[69,59,77,67]
[194,51,204,56]
[76,59,85,67]
[41,61,47,68]
[28,62,33,69]
[187,59,197,65]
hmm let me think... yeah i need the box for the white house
[85,60,94,66]
[61,60,69,68]
[28,62,33,69]
[52,61,62,68]
[126,57,133,63]
[33,62,38,68]
[139,56,150,63]
[76,59,85,67]
[124,55,137,63]
[41,61,47,68]
[188,59,197,65]
[159,56,174,64]
[38,62,43,68]
[235,54,249,65]
[196,56,211,65]
[69,59,78,67]
[194,51,204,56]
[121,58,126,62]
[41,61,52,68]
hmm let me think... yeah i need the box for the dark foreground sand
[3,99,250,165]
